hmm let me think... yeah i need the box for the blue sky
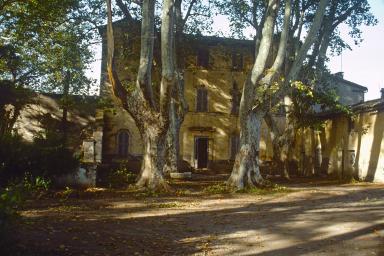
[89,0,384,100]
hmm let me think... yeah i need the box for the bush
[107,163,136,188]
[0,131,79,187]
[0,174,50,253]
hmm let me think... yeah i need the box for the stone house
[98,21,285,172]
[97,20,374,175]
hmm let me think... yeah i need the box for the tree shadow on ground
[9,183,384,256]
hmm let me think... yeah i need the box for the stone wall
[299,105,384,182]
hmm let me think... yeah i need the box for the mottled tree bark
[228,0,329,190]
[106,0,176,191]
[264,113,290,179]
[163,0,189,174]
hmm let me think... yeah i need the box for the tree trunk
[163,99,181,174]
[227,111,266,190]
[136,126,169,190]
[105,0,175,191]
[264,113,290,179]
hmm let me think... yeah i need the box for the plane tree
[215,0,375,189]
[106,0,180,190]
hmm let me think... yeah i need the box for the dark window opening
[197,48,209,68]
[230,134,240,160]
[232,52,243,70]
[196,87,208,112]
[195,137,209,168]
[231,81,241,115]
[117,130,129,157]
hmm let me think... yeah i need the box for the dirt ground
[7,175,384,256]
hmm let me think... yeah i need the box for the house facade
[97,20,373,177]
[98,22,284,171]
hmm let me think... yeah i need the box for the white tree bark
[106,0,176,191]
[228,0,329,190]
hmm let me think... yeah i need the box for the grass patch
[151,202,184,208]
[238,184,292,195]
[203,182,292,195]
[203,183,231,194]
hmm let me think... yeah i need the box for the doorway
[195,137,209,169]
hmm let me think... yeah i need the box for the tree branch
[116,0,133,21]
[181,0,197,29]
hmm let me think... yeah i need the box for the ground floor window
[117,130,129,157]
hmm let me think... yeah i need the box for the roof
[329,73,368,92]
[99,18,254,47]
[316,98,384,119]
[351,98,384,112]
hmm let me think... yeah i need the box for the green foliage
[289,79,354,130]
[0,0,104,95]
[107,163,137,188]
[0,173,51,250]
[237,184,292,195]
[22,174,51,195]
[204,182,292,195]
[0,131,79,187]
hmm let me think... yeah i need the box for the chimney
[381,88,384,99]
[334,72,344,79]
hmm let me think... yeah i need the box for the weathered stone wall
[13,93,97,150]
[300,108,384,182]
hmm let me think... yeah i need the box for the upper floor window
[117,130,129,157]
[231,81,241,115]
[197,48,209,68]
[232,52,243,70]
[196,87,208,112]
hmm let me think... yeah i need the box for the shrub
[0,131,79,187]
[0,174,50,253]
[107,163,136,188]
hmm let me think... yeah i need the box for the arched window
[117,130,129,157]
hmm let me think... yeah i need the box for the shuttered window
[117,130,129,157]
[196,88,208,112]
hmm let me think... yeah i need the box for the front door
[195,137,209,168]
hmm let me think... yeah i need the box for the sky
[88,0,384,100]
[328,0,384,100]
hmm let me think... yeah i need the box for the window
[232,52,243,70]
[231,81,241,115]
[230,134,240,160]
[117,130,129,157]
[196,87,208,112]
[197,48,209,68]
